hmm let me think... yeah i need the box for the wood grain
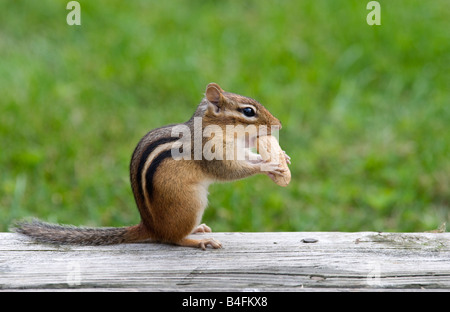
[1,232,449,291]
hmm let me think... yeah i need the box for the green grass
[1,0,449,232]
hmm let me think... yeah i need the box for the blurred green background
[1,0,449,233]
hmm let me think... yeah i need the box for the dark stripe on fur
[145,149,173,199]
[137,136,180,201]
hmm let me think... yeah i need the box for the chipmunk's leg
[191,223,212,234]
[176,237,222,250]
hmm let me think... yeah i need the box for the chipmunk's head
[203,83,282,136]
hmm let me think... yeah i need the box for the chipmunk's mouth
[245,134,259,149]
[243,134,264,164]
[248,136,256,149]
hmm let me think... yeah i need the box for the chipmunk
[14,83,289,250]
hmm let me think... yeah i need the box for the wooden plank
[0,232,449,291]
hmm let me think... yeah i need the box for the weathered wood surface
[1,232,449,291]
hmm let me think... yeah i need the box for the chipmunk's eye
[241,107,256,117]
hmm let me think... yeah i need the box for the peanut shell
[257,135,291,187]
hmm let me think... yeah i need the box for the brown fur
[13,83,283,249]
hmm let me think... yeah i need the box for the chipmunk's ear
[206,83,225,106]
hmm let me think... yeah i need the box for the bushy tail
[12,218,149,246]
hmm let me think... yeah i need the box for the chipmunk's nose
[277,119,282,130]
[268,118,282,134]
[273,117,282,130]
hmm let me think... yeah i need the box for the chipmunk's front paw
[283,151,291,165]
[260,160,287,183]
[260,160,287,175]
